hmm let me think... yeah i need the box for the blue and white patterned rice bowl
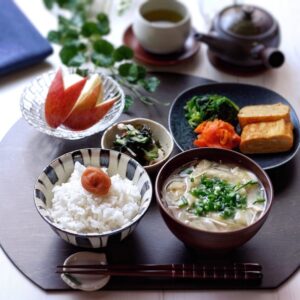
[34,148,152,248]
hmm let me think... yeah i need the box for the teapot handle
[260,48,285,68]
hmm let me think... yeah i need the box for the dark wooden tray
[0,72,299,290]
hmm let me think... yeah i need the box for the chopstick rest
[60,252,110,291]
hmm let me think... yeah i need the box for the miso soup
[163,159,266,232]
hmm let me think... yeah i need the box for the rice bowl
[34,148,152,248]
[49,162,141,234]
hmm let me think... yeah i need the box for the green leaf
[49,24,79,46]
[76,68,89,77]
[69,1,89,13]
[63,40,86,51]
[96,13,110,35]
[91,52,114,67]
[97,12,109,23]
[118,63,146,83]
[59,45,86,66]
[61,29,80,44]
[70,12,86,27]
[47,30,62,44]
[93,39,114,55]
[56,0,89,11]
[129,64,146,82]
[118,63,131,77]
[59,45,78,65]
[124,95,134,112]
[138,76,160,92]
[113,46,134,62]
[43,0,54,10]
[56,0,70,8]
[58,15,73,30]
[92,40,114,67]
[81,21,100,37]
[117,0,133,16]
[68,52,86,66]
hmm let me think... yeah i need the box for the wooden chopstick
[57,263,262,272]
[56,263,262,281]
[56,269,262,280]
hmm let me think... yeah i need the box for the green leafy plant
[117,0,133,16]
[43,0,165,111]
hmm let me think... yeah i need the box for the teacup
[132,0,191,55]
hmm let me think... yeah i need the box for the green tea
[143,9,183,25]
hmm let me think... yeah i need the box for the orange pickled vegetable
[81,166,111,196]
[193,119,240,150]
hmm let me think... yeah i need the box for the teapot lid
[218,5,275,37]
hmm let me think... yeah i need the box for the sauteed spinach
[184,94,239,128]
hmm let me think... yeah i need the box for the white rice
[48,162,141,233]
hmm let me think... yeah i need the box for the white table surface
[0,0,299,299]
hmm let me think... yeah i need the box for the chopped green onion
[235,180,258,192]
[179,167,193,177]
[253,197,265,205]
[178,196,188,208]
[186,176,252,219]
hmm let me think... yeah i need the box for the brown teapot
[195,4,284,69]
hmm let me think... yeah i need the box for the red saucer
[123,25,200,66]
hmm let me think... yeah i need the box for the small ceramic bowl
[34,148,152,248]
[101,118,174,174]
[155,148,273,252]
[20,69,125,140]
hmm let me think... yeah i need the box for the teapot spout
[194,32,222,47]
[194,32,244,57]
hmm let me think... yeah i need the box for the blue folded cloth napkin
[0,0,53,75]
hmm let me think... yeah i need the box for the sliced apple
[44,69,64,128]
[70,74,102,112]
[63,97,117,131]
[64,73,103,106]
[44,69,87,128]
[96,77,103,105]
[69,80,101,115]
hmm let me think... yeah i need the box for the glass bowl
[20,69,125,140]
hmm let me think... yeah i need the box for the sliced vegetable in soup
[163,160,266,232]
